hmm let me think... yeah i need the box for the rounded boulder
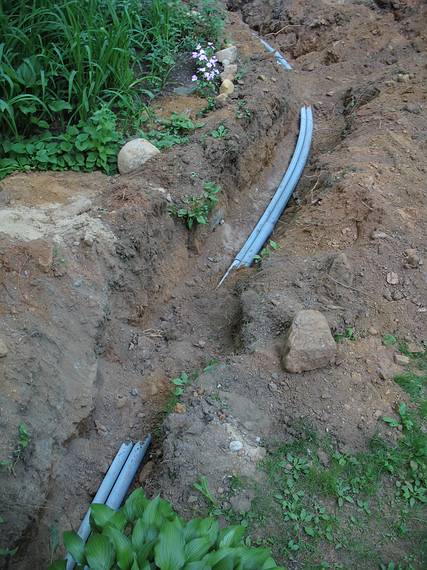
[117,138,160,175]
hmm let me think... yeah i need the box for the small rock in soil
[174,403,186,414]
[117,138,160,175]
[216,45,237,64]
[220,79,234,95]
[221,63,237,81]
[371,230,388,239]
[0,337,8,358]
[392,290,404,301]
[329,252,353,286]
[215,93,228,107]
[403,103,421,114]
[394,354,410,366]
[229,440,243,452]
[317,450,330,467]
[230,492,253,514]
[281,310,337,373]
[130,387,139,397]
[386,271,399,285]
[268,382,278,393]
[368,327,379,336]
[404,248,422,268]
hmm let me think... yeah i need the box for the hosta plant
[49,489,285,570]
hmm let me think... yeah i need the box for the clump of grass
[142,112,203,149]
[0,0,224,138]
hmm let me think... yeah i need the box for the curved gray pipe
[65,442,134,570]
[218,106,313,286]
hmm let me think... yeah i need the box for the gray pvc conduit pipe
[218,106,313,286]
[66,435,151,569]
[258,36,292,70]
[65,442,134,570]
[241,106,313,264]
[105,435,152,510]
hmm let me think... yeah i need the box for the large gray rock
[281,310,336,373]
[216,45,238,64]
[117,138,160,174]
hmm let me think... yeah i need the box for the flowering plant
[191,43,220,96]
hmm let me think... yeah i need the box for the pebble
[404,248,422,268]
[174,403,186,414]
[130,387,139,397]
[116,395,127,409]
[0,337,8,358]
[392,290,404,301]
[216,45,237,64]
[268,382,278,393]
[229,440,243,452]
[371,230,388,239]
[394,354,410,366]
[368,327,379,336]
[403,103,422,114]
[386,271,399,285]
[220,79,234,95]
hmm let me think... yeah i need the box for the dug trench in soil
[0,0,426,568]
[150,0,427,567]
[0,12,298,569]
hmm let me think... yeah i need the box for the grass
[0,0,225,179]
[195,348,427,569]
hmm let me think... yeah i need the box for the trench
[7,0,425,566]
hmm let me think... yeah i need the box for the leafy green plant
[211,124,229,139]
[334,327,357,343]
[143,113,202,150]
[235,100,252,120]
[253,240,279,264]
[194,476,218,507]
[0,107,123,179]
[169,181,220,229]
[51,489,285,569]
[0,422,29,473]
[0,0,224,139]
[383,334,397,347]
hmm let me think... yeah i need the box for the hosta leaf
[136,539,156,566]
[154,517,185,570]
[142,496,163,528]
[202,547,235,567]
[47,561,67,570]
[131,518,146,551]
[183,562,212,570]
[124,489,149,522]
[261,559,279,569]
[217,526,245,548]
[234,546,271,570]
[85,533,115,570]
[90,504,116,530]
[103,526,133,570]
[184,537,212,562]
[63,530,85,564]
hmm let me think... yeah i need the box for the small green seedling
[211,124,229,139]
[194,476,218,507]
[169,181,220,229]
[236,100,252,120]
[383,334,397,346]
[254,240,279,264]
[334,327,356,343]
[0,423,30,474]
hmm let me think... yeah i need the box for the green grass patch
[204,350,427,569]
[0,0,225,179]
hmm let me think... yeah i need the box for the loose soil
[0,1,426,568]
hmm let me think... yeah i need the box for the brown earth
[1,0,426,568]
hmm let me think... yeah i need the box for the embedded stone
[281,310,337,373]
[117,138,160,175]
[220,79,234,95]
[216,46,238,64]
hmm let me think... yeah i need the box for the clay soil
[0,1,426,568]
